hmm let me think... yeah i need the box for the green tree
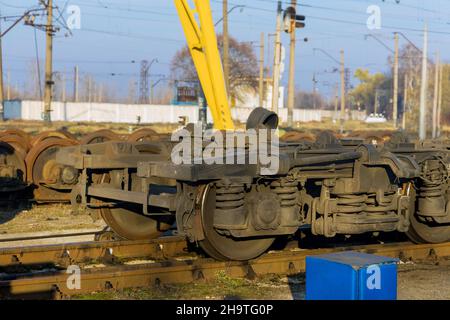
[349,69,386,114]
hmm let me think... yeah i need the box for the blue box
[306,251,399,300]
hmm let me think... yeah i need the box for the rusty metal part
[0,230,104,244]
[31,130,77,146]
[88,173,175,241]
[0,236,187,268]
[0,241,448,299]
[0,141,28,192]
[0,134,32,154]
[280,131,316,143]
[347,130,395,145]
[80,130,122,145]
[0,129,31,145]
[25,138,79,202]
[127,128,161,142]
[198,184,275,261]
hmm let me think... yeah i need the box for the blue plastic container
[306,251,399,300]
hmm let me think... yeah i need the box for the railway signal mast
[284,1,306,127]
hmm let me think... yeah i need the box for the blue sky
[1,0,450,100]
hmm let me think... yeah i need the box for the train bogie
[52,111,450,261]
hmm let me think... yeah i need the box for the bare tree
[170,35,259,104]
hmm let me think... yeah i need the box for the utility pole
[0,17,4,121]
[88,76,92,103]
[150,79,154,104]
[402,74,408,130]
[43,0,54,124]
[287,0,297,127]
[61,73,66,102]
[139,60,150,104]
[432,51,440,139]
[334,83,339,122]
[437,64,444,137]
[393,32,399,128]
[259,32,265,108]
[312,73,317,109]
[419,24,428,141]
[6,70,10,100]
[74,66,79,102]
[271,1,283,114]
[98,84,103,103]
[340,49,346,126]
[223,0,230,94]
[374,90,379,115]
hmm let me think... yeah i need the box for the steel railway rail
[0,240,448,299]
[0,236,188,268]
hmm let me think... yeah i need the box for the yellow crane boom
[174,0,235,131]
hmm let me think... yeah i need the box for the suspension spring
[334,194,367,214]
[420,159,447,199]
[215,184,246,213]
[271,180,298,207]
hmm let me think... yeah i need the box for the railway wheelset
[1,110,449,261]
[0,128,166,203]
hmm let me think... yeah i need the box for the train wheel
[25,138,79,202]
[406,189,450,243]
[0,129,30,143]
[31,130,77,146]
[94,174,173,240]
[198,185,275,261]
[80,130,121,145]
[0,134,31,154]
[0,141,27,192]
[127,128,160,142]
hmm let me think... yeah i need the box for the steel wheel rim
[198,184,275,261]
[80,130,121,145]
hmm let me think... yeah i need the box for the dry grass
[74,258,450,300]
[0,120,181,136]
[0,119,401,136]
[0,203,104,235]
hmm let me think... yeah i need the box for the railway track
[0,239,448,299]
[0,229,105,244]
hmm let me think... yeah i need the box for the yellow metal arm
[174,0,235,131]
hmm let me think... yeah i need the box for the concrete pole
[6,70,10,100]
[402,74,408,131]
[61,73,66,102]
[393,33,399,128]
[437,64,444,137]
[43,0,54,123]
[312,73,317,109]
[334,83,339,122]
[432,51,440,139]
[88,76,92,103]
[223,0,230,94]
[271,1,283,115]
[74,66,79,102]
[287,0,297,127]
[150,79,154,104]
[98,84,103,103]
[419,24,428,141]
[340,49,346,126]
[0,17,4,121]
[259,32,265,108]
[374,90,379,115]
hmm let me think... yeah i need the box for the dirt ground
[75,258,450,300]
[0,203,104,235]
